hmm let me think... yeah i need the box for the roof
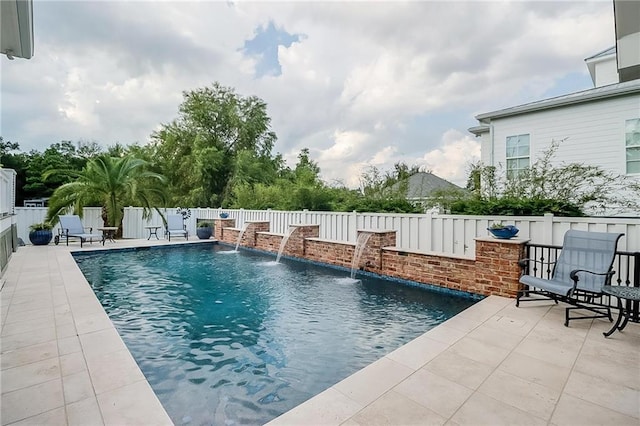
[1,0,34,60]
[475,78,640,122]
[584,46,617,84]
[468,124,490,136]
[395,172,462,200]
[584,46,616,62]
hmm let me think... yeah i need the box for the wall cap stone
[475,237,530,245]
[383,246,475,261]
[357,229,397,234]
[306,237,354,246]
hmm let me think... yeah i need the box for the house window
[506,134,530,178]
[626,119,640,174]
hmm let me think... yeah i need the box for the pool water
[74,244,478,425]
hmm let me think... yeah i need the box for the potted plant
[29,222,54,245]
[487,222,519,239]
[196,221,213,239]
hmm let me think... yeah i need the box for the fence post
[350,210,358,243]
[543,213,554,245]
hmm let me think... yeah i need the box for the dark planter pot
[219,213,229,218]
[487,225,519,239]
[196,227,212,240]
[29,230,53,245]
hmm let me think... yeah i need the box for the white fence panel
[15,206,640,256]
[15,207,104,244]
[1,169,17,217]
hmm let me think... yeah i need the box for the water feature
[350,232,373,279]
[234,222,249,251]
[275,225,297,263]
[74,244,478,425]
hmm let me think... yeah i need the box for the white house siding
[594,57,619,87]
[480,93,640,177]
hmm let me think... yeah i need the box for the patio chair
[57,215,105,248]
[517,230,623,326]
[166,214,188,241]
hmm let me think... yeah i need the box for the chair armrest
[569,269,614,282]
[518,258,556,268]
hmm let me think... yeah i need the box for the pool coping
[2,239,639,425]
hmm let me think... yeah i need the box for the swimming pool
[75,244,478,425]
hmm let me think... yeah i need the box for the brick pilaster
[213,218,236,241]
[242,221,270,248]
[356,230,397,274]
[474,237,529,297]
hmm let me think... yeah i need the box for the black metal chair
[517,230,624,326]
[56,215,105,248]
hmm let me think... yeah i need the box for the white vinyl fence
[15,207,640,257]
[1,169,16,217]
[14,207,104,245]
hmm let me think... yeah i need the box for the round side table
[602,285,640,337]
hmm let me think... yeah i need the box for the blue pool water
[74,244,478,425]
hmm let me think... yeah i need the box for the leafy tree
[45,155,167,227]
[151,83,279,207]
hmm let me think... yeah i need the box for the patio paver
[1,240,639,425]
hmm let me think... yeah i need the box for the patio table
[602,285,640,337]
[145,225,162,240]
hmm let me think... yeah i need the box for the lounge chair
[57,215,105,248]
[166,214,188,241]
[517,230,623,326]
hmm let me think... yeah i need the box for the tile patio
[1,240,638,425]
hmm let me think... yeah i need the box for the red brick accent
[213,218,236,241]
[255,232,281,254]
[219,222,528,298]
[355,231,396,274]
[240,221,270,248]
[305,239,354,269]
[474,237,527,297]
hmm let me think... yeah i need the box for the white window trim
[625,118,640,176]
[506,133,531,177]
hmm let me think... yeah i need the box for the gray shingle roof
[398,172,462,199]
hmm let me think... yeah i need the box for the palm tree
[45,155,167,227]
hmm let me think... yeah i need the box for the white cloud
[1,1,614,192]
[416,130,481,186]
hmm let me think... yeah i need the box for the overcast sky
[1,1,615,187]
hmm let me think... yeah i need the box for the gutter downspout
[489,122,495,167]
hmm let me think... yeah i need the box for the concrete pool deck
[1,239,639,425]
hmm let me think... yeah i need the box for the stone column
[474,237,529,297]
[284,224,320,258]
[213,218,236,242]
[242,221,270,248]
[357,230,397,274]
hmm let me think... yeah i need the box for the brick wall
[474,237,527,297]
[213,218,236,242]
[305,239,355,269]
[382,249,477,294]
[213,219,527,298]
[255,233,281,254]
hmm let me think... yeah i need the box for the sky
[0,0,615,188]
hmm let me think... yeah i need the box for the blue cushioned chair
[57,215,104,248]
[517,230,623,326]
[166,214,188,241]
